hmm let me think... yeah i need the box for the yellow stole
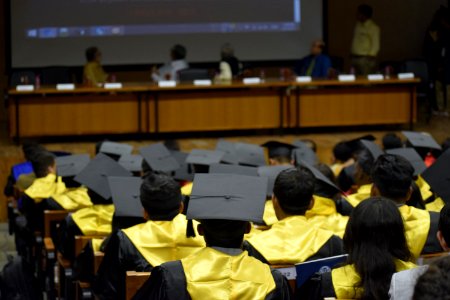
[181,247,276,300]
[332,260,417,299]
[122,214,205,267]
[415,176,433,201]
[181,182,193,196]
[51,187,93,211]
[345,184,372,207]
[306,196,349,238]
[426,197,445,213]
[246,216,334,264]
[263,200,278,226]
[25,173,66,203]
[398,205,430,259]
[71,204,115,235]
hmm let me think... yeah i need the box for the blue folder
[12,161,34,181]
[295,254,348,287]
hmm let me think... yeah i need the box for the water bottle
[35,75,40,89]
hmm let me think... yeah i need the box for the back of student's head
[31,151,55,178]
[382,133,403,150]
[273,166,315,215]
[140,173,182,221]
[85,46,99,62]
[344,197,411,299]
[413,256,450,300]
[200,219,248,248]
[439,204,450,248]
[22,143,47,161]
[358,4,373,18]
[371,154,414,202]
[171,44,187,60]
[333,142,353,163]
[314,163,339,199]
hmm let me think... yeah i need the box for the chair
[272,265,297,293]
[178,68,210,82]
[126,271,151,300]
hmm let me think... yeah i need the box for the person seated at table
[151,44,189,82]
[244,167,344,265]
[132,173,291,300]
[294,40,332,78]
[314,197,417,299]
[93,173,205,300]
[216,43,242,81]
[83,46,109,86]
[371,154,442,258]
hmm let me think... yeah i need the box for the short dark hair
[371,154,414,201]
[171,44,187,60]
[140,173,182,220]
[356,149,376,176]
[358,4,373,18]
[439,204,450,246]
[333,142,353,162]
[345,197,411,299]
[85,47,99,62]
[22,143,47,161]
[273,166,315,215]
[414,256,450,300]
[382,133,403,150]
[201,219,247,248]
[31,151,55,178]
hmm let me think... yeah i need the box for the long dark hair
[343,197,411,299]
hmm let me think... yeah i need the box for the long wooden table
[7,78,419,141]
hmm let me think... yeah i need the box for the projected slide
[23,0,301,38]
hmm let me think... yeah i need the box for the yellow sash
[305,196,348,238]
[92,238,105,252]
[398,205,430,259]
[426,197,445,213]
[182,247,276,300]
[345,184,372,207]
[332,260,416,299]
[71,204,115,236]
[246,216,334,264]
[263,200,278,226]
[51,187,93,211]
[16,173,36,191]
[122,214,205,267]
[416,176,433,201]
[306,196,337,218]
[25,174,66,203]
[181,182,193,196]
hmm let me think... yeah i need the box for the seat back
[126,271,151,300]
[178,68,210,82]
[271,265,297,293]
[44,210,69,238]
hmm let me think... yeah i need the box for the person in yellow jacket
[83,47,108,86]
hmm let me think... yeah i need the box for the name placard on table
[296,76,312,83]
[367,74,384,81]
[56,83,75,90]
[338,75,356,82]
[243,77,262,84]
[104,82,123,89]
[158,80,177,87]
[193,79,212,86]
[398,73,415,80]
[16,85,35,92]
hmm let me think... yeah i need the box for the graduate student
[244,167,344,265]
[437,204,450,251]
[371,154,442,257]
[93,173,205,300]
[133,173,291,300]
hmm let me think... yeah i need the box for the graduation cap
[261,141,296,159]
[186,149,225,166]
[12,161,34,181]
[187,174,268,223]
[140,143,180,173]
[292,145,318,166]
[108,176,144,218]
[257,165,293,198]
[386,148,427,176]
[55,154,90,177]
[236,143,266,167]
[359,140,384,160]
[344,134,377,153]
[209,163,258,177]
[171,151,194,182]
[216,140,239,165]
[402,131,442,151]
[299,160,342,195]
[118,154,143,173]
[74,153,133,200]
[422,149,450,203]
[99,141,133,160]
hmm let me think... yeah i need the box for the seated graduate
[83,46,109,86]
[243,167,344,265]
[371,154,442,257]
[294,40,331,78]
[413,256,450,300]
[132,173,292,300]
[93,172,205,300]
[215,43,241,81]
[330,141,354,177]
[151,44,189,82]
[382,132,403,151]
[312,197,417,300]
[437,203,450,252]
